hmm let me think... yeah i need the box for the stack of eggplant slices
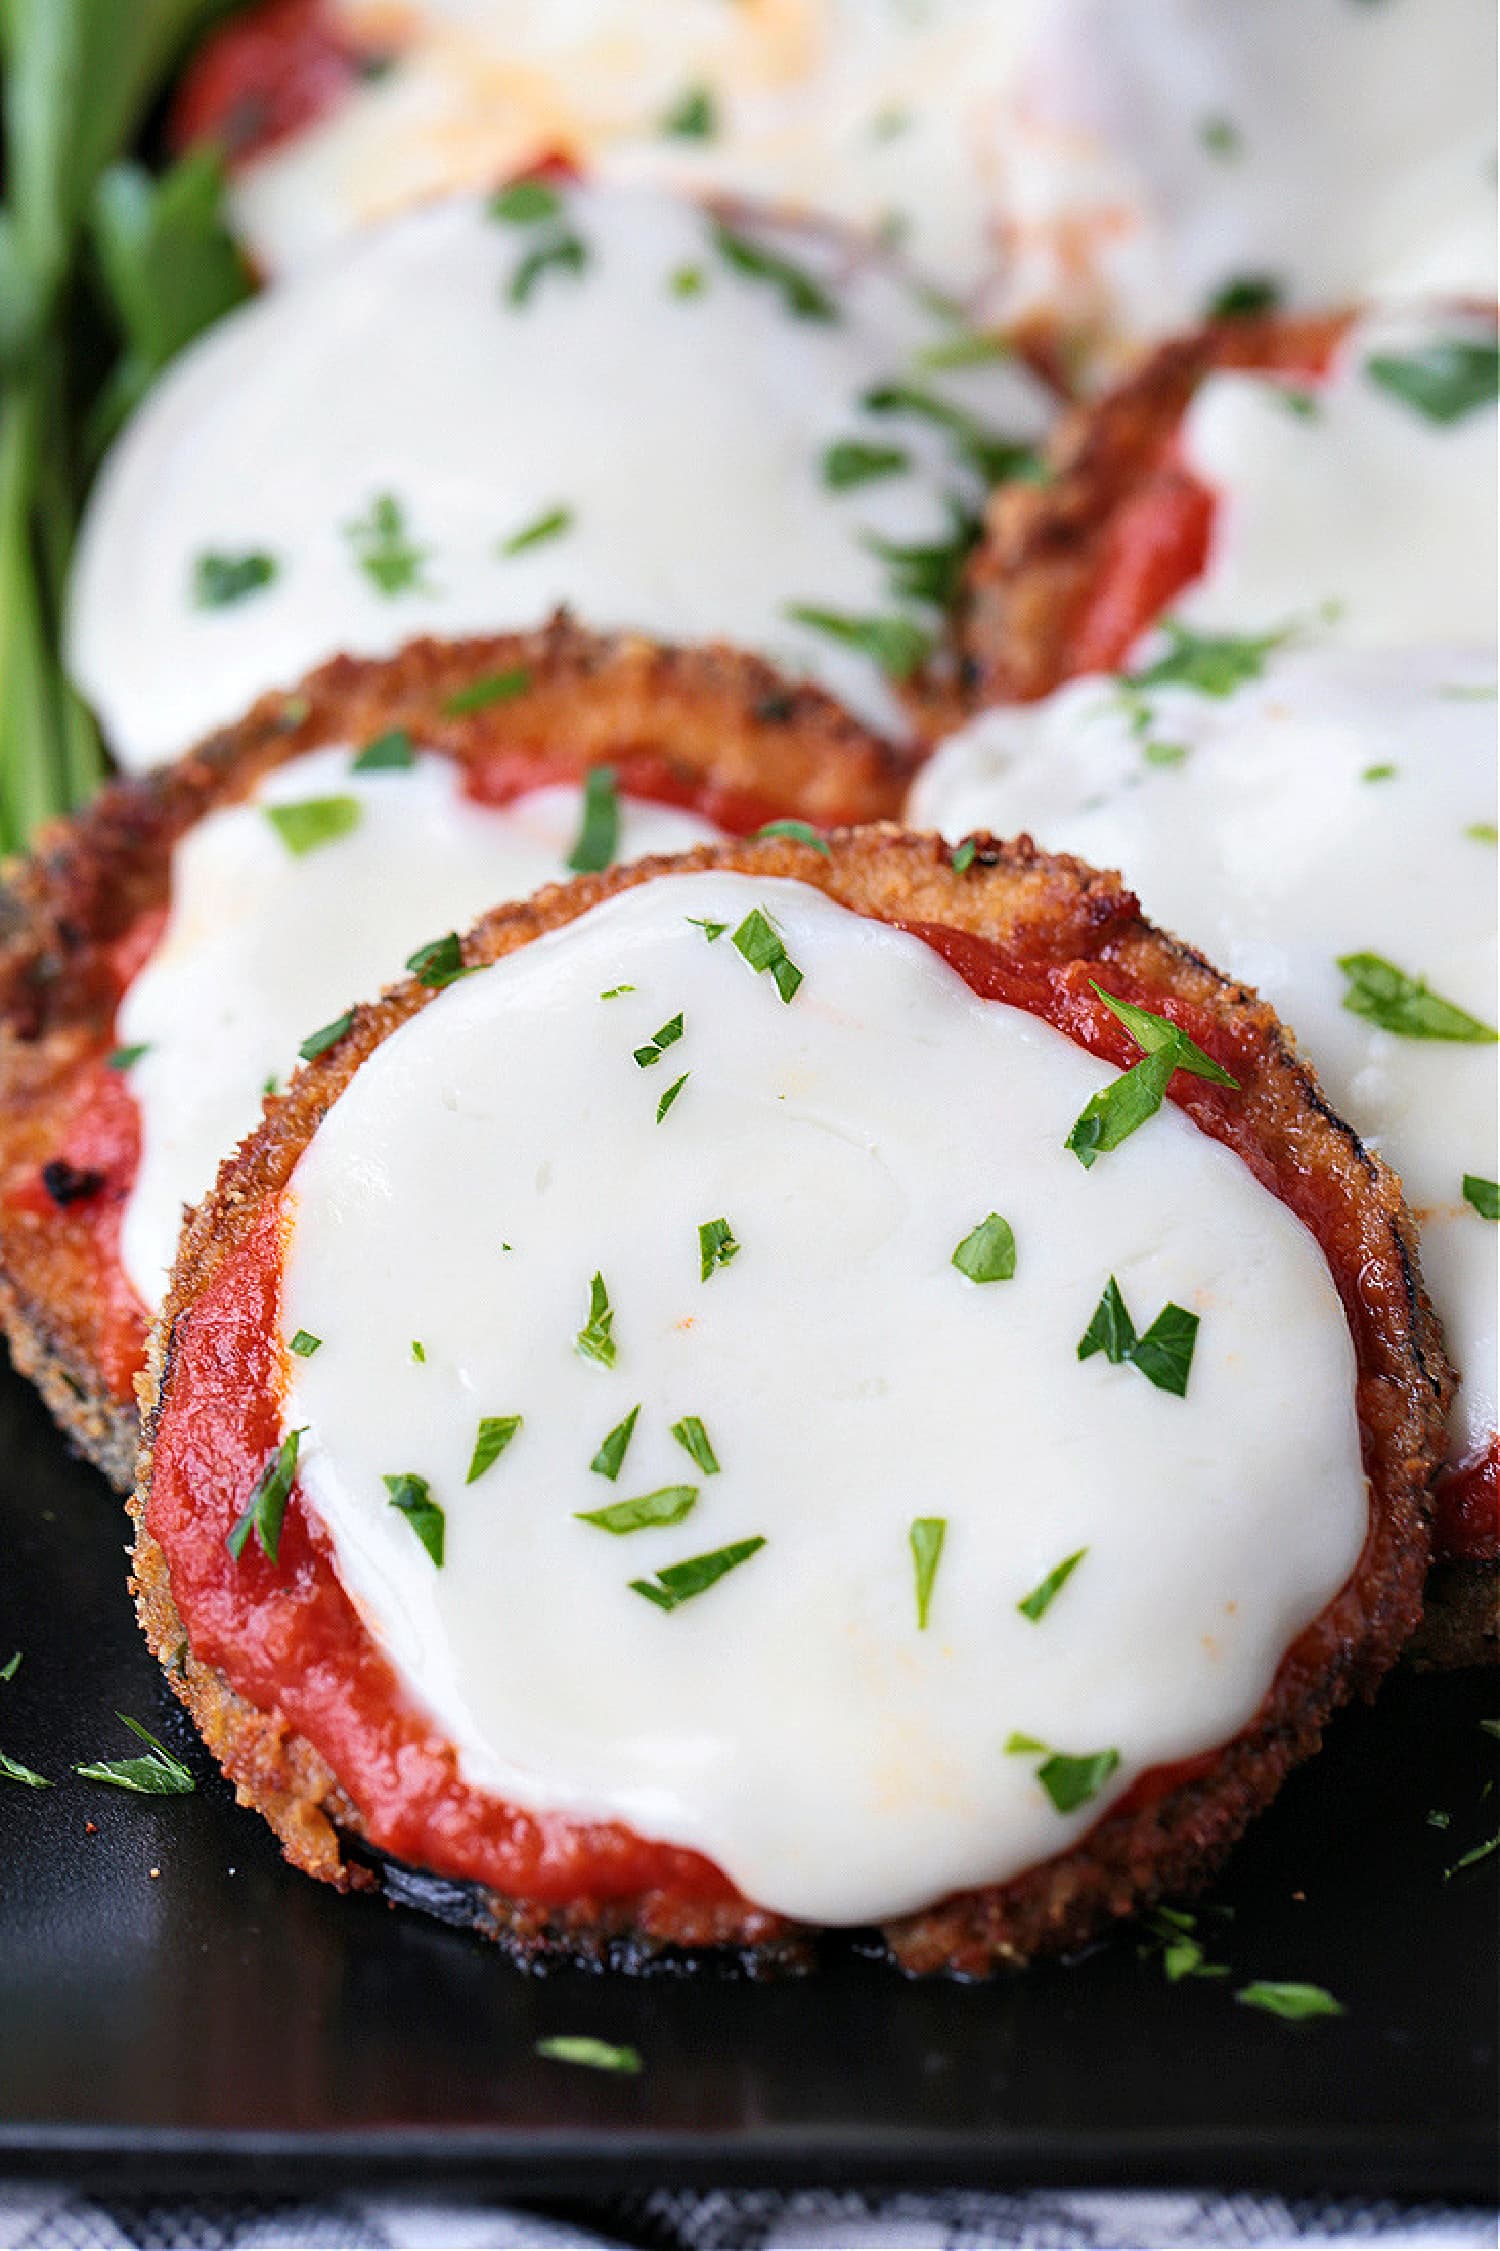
[0,0,1494,1978]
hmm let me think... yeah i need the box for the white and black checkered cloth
[0,2187,1494,2250]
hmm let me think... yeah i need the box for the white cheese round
[280,869,1367,1927]
[910,644,1499,1470]
[115,747,719,1310]
[67,183,1052,770]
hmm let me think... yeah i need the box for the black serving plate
[0,1357,1495,2202]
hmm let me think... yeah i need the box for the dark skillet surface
[0,1357,1494,2201]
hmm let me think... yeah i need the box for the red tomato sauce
[170,0,362,168]
[462,747,789,840]
[1433,1440,1499,1564]
[146,906,1405,1915]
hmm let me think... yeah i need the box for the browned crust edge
[131,825,1451,1975]
[0,618,910,1488]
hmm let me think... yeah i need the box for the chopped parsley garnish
[1005,1732,1121,1813]
[870,103,911,140]
[754,818,830,854]
[353,728,415,770]
[535,2036,642,2075]
[1205,273,1282,320]
[264,794,361,856]
[1276,388,1321,421]
[1140,1905,1230,1984]
[75,1714,194,1795]
[1142,739,1189,767]
[344,493,430,596]
[567,765,620,873]
[0,1751,49,1789]
[1017,1548,1088,1623]
[670,263,706,298]
[489,178,563,225]
[410,1339,426,1363]
[1128,621,1286,698]
[1463,1175,1499,1220]
[1078,1277,1200,1397]
[710,221,837,321]
[440,667,531,715]
[634,1012,685,1068]
[1067,984,1238,1166]
[950,838,977,873]
[951,1212,1016,1284]
[1235,1981,1344,2022]
[731,906,803,1002]
[670,1415,721,1476]
[106,1043,147,1071]
[600,984,636,999]
[1362,762,1397,782]
[193,550,277,609]
[1468,822,1499,844]
[576,1272,618,1367]
[917,330,1012,371]
[384,1473,444,1566]
[909,1517,946,1630]
[1337,953,1498,1042]
[698,1217,741,1281]
[822,439,910,490]
[784,603,932,681]
[687,917,727,941]
[630,1535,767,1612]
[863,499,982,612]
[859,380,1041,484]
[499,505,573,557]
[226,1427,304,1564]
[661,84,717,138]
[591,1405,641,1482]
[656,1072,690,1122]
[0,1652,19,1682]
[1199,114,1241,159]
[466,1415,523,1484]
[577,1484,699,1535]
[288,1329,322,1358]
[1445,1830,1500,1879]
[508,229,589,305]
[1366,338,1500,426]
[405,932,470,990]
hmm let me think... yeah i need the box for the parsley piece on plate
[1078,1277,1199,1397]
[264,795,361,857]
[577,1484,699,1535]
[193,550,276,608]
[1140,1905,1230,1984]
[822,439,909,490]
[489,179,563,225]
[1205,273,1281,320]
[1366,338,1499,425]
[1463,1175,1499,1220]
[1337,953,1497,1041]
[0,1751,49,1789]
[0,1652,19,1682]
[686,918,727,941]
[567,765,620,874]
[656,1072,690,1122]
[1235,1981,1344,2021]
[951,1212,1016,1284]
[909,1517,946,1630]
[1005,1732,1120,1813]
[784,603,932,680]
[509,231,589,306]
[467,1416,523,1484]
[352,728,414,771]
[1017,1548,1088,1623]
[441,668,530,715]
[698,1217,740,1281]
[710,221,837,321]
[576,1273,618,1367]
[731,906,804,1002]
[1199,115,1241,159]
[670,1416,721,1476]
[1445,1831,1500,1878]
[600,984,635,999]
[1128,621,1286,698]
[864,500,981,612]
[535,2036,642,2074]
[499,506,572,557]
[631,1536,767,1612]
[859,381,1041,484]
[289,1329,321,1358]
[634,1012,685,1068]
[344,493,429,596]
[226,1427,304,1564]
[384,1473,445,1565]
[661,85,717,138]
[591,1406,641,1482]
[76,1714,194,1795]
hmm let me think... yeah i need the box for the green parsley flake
[1067,984,1238,1166]
[661,84,717,138]
[194,551,277,609]
[1143,739,1190,767]
[1141,1906,1230,1984]
[289,1329,322,1358]
[698,1217,740,1282]
[656,1072,690,1123]
[405,932,470,990]
[467,1415,523,1484]
[909,1516,946,1630]
[1467,822,1499,843]
[670,1415,721,1476]
[1276,388,1321,421]
[634,1012,685,1068]
[1362,762,1398,782]
[951,1211,1016,1284]
[1128,621,1286,698]
[489,179,562,225]
[710,221,837,321]
[0,1750,49,1789]
[1017,1547,1088,1623]
[1445,1830,1500,1878]
[499,506,572,557]
[106,1043,148,1071]
[731,906,803,1003]
[1205,273,1282,321]
[950,838,977,873]
[591,1405,641,1482]
[784,602,932,680]
[410,1339,426,1363]
[1337,953,1498,1042]
[265,795,361,857]
[384,1473,445,1566]
[440,668,531,715]
[864,499,982,612]
[600,984,636,999]
[577,1484,699,1535]
[1463,1175,1500,1220]
[1366,338,1500,426]
[576,1272,618,1367]
[860,380,1042,484]
[353,728,415,770]
[686,917,727,941]
[1235,1981,1345,2021]
[75,1713,194,1795]
[917,330,1012,371]
[755,818,830,854]
[535,2036,642,2074]
[630,1535,767,1612]
[1200,114,1241,159]
[509,231,589,306]
[1005,1732,1120,1813]
[344,493,430,596]
[822,439,910,490]
[226,1427,304,1564]
[0,1652,19,1682]
[1078,1276,1200,1397]
[567,765,620,874]
[669,263,706,298]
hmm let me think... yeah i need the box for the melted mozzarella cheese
[281,870,1367,1926]
[115,748,718,1309]
[1174,306,1498,651]
[68,185,1052,770]
[910,645,1499,1467]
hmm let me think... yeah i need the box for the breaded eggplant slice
[0,619,908,1490]
[131,826,1450,1976]
[953,314,1348,707]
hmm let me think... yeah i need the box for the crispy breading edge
[131,825,1451,1975]
[0,618,911,1488]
